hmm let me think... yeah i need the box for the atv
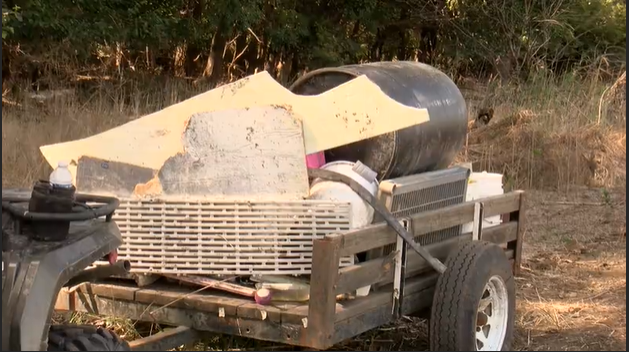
[2,181,131,351]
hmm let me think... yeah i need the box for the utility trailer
[54,182,526,351]
[33,61,524,351]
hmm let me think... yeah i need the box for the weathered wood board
[39,71,430,189]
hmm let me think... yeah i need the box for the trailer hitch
[308,168,447,274]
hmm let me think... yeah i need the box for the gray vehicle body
[2,189,123,351]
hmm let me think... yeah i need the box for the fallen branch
[582,286,625,302]
[164,274,255,297]
[149,275,238,315]
[540,201,607,206]
[1,97,21,107]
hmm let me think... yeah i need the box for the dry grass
[2,71,626,190]
[513,188,626,351]
[460,71,626,191]
[2,77,209,187]
[3,72,627,351]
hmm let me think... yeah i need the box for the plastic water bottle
[49,161,74,188]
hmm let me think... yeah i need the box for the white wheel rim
[475,275,509,351]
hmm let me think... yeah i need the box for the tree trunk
[184,0,204,77]
[397,9,409,60]
[232,33,249,77]
[243,36,261,75]
[2,43,12,94]
[418,27,437,64]
[204,28,228,85]
[277,51,294,85]
[370,28,385,61]
[174,44,187,77]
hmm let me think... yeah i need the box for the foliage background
[2,0,626,86]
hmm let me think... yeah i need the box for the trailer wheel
[48,325,131,351]
[430,241,515,351]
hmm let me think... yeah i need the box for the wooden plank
[163,274,256,297]
[60,293,304,347]
[331,286,436,348]
[237,302,283,323]
[338,192,522,256]
[509,191,527,276]
[397,222,518,283]
[327,276,438,348]
[482,221,519,244]
[334,272,438,322]
[76,282,140,301]
[129,326,198,351]
[304,234,342,350]
[334,222,517,296]
[332,304,392,348]
[481,191,522,218]
[400,282,438,316]
[55,289,72,311]
[335,251,397,295]
[333,248,516,326]
[68,281,301,324]
[40,71,429,186]
[366,222,517,288]
[184,294,242,318]
[281,303,344,327]
[63,282,139,301]
[334,292,390,324]
[338,224,390,257]
[280,304,311,325]
[134,285,240,317]
[405,192,520,240]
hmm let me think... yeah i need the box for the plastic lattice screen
[109,199,354,275]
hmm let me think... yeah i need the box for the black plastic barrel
[289,61,467,180]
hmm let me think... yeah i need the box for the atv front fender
[2,220,123,351]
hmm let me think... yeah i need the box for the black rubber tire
[429,241,516,351]
[47,325,131,351]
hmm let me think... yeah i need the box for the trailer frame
[54,190,526,351]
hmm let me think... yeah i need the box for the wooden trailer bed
[55,191,526,350]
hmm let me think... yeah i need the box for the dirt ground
[324,187,626,352]
[512,187,626,351]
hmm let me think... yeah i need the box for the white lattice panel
[109,199,354,275]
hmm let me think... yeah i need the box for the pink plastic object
[305,152,326,169]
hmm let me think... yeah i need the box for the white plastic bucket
[308,161,379,297]
[462,172,504,234]
[308,161,379,229]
